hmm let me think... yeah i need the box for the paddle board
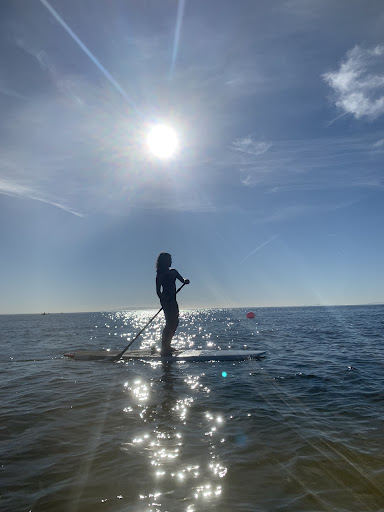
[64,349,266,362]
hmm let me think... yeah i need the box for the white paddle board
[64,349,265,362]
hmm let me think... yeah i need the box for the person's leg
[161,301,179,355]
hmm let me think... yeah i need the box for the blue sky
[1,0,384,313]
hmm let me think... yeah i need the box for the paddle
[110,282,187,362]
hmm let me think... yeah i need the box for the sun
[146,124,179,159]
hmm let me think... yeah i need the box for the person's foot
[160,347,176,357]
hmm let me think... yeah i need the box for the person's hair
[156,252,172,274]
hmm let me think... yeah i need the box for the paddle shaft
[112,282,186,361]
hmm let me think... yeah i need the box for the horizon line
[1,302,383,315]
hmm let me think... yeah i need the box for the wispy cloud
[231,136,272,156]
[323,44,384,120]
[373,138,384,148]
[228,135,384,192]
[0,179,33,198]
[0,178,85,217]
[253,199,360,224]
[0,83,27,100]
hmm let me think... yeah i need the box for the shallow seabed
[2,306,384,511]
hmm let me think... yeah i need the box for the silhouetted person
[156,252,189,356]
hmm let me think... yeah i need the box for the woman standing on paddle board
[156,253,189,356]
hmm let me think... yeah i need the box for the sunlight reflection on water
[121,362,227,511]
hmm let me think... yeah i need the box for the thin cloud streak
[325,110,350,127]
[0,179,85,217]
[240,234,279,264]
[0,179,33,198]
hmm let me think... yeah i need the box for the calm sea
[1,306,384,512]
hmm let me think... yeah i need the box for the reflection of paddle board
[64,349,266,362]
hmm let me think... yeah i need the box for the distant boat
[41,312,47,315]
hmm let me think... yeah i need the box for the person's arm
[174,270,190,285]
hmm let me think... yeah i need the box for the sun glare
[146,124,179,159]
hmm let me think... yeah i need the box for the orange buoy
[246,311,255,319]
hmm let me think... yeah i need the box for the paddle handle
[112,282,186,361]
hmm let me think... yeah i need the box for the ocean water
[1,305,384,512]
